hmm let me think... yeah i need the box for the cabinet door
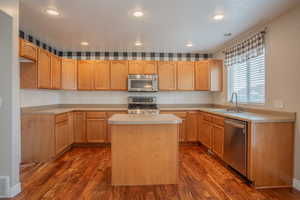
[94,61,110,90]
[186,112,198,142]
[199,120,212,148]
[177,61,195,90]
[195,61,210,91]
[19,38,38,61]
[110,61,128,90]
[68,112,74,146]
[55,120,69,155]
[158,61,177,90]
[78,60,94,90]
[210,60,223,91]
[73,112,86,143]
[212,125,224,158]
[62,59,77,90]
[143,61,157,74]
[128,61,144,74]
[37,49,52,89]
[51,55,62,89]
[86,119,107,143]
[161,111,187,142]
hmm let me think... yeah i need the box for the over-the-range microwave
[128,74,158,92]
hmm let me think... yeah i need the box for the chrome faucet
[227,92,242,112]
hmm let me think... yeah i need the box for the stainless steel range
[128,96,159,115]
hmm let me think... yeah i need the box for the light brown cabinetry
[62,59,77,90]
[199,120,213,148]
[186,112,198,141]
[73,112,87,143]
[129,61,157,74]
[94,61,110,90]
[51,55,62,89]
[86,112,108,143]
[55,114,70,155]
[19,39,38,61]
[110,60,128,90]
[177,61,195,90]
[195,60,223,91]
[107,111,127,142]
[37,49,52,89]
[77,60,94,90]
[158,61,177,90]
[212,125,224,158]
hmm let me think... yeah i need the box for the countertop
[108,114,182,125]
[21,104,296,123]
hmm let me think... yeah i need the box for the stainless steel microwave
[128,74,158,92]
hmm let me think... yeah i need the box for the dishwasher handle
[224,120,246,129]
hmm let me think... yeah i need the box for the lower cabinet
[198,112,225,158]
[212,125,224,158]
[86,112,107,143]
[74,112,87,143]
[55,120,70,155]
[199,120,213,148]
[186,112,199,142]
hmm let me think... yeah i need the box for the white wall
[20,89,62,107]
[0,0,20,197]
[213,5,300,184]
[60,91,213,105]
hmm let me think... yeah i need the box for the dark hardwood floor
[11,146,300,200]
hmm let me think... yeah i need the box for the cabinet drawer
[203,113,213,122]
[212,116,224,126]
[86,112,107,119]
[55,113,69,123]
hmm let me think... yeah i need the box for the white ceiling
[20,0,299,53]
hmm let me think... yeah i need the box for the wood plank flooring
[10,146,300,200]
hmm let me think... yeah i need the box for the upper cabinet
[195,59,223,91]
[129,61,157,75]
[94,61,110,90]
[77,60,94,90]
[19,39,38,61]
[62,59,77,90]
[158,61,177,91]
[51,55,62,89]
[110,60,128,90]
[37,49,52,89]
[177,61,195,91]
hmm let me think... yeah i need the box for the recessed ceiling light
[213,14,224,20]
[135,41,143,46]
[185,42,193,47]
[45,8,60,16]
[133,11,144,17]
[80,42,89,46]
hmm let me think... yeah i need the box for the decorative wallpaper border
[20,30,212,61]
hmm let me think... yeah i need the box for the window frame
[227,49,266,105]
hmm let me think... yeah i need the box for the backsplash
[60,91,213,105]
[20,30,212,61]
[20,89,62,107]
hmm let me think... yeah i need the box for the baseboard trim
[293,178,300,191]
[0,179,20,198]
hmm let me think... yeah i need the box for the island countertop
[108,114,182,125]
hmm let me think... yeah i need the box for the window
[228,50,265,104]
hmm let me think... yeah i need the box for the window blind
[228,51,265,104]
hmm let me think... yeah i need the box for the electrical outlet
[274,100,284,108]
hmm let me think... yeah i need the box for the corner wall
[213,5,300,189]
[0,0,20,197]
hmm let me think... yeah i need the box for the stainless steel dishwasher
[224,119,247,176]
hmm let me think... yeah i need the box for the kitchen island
[108,114,182,186]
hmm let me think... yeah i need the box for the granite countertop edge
[21,105,296,123]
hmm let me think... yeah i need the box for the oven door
[128,78,157,92]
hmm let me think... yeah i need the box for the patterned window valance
[224,31,265,67]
